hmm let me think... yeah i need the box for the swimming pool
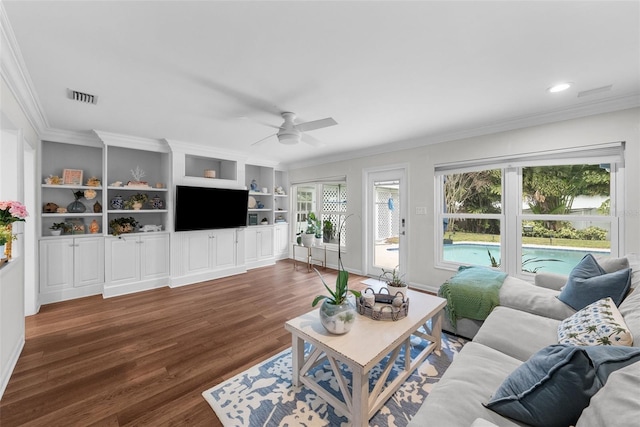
[443,243,610,275]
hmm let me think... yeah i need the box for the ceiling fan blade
[295,117,337,132]
[239,116,281,129]
[301,133,326,147]
[251,133,277,146]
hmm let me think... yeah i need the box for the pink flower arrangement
[0,200,29,226]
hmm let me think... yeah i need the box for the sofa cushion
[558,254,631,310]
[407,342,524,427]
[474,306,560,362]
[558,297,633,346]
[619,286,640,344]
[575,361,640,427]
[499,276,576,320]
[484,345,640,427]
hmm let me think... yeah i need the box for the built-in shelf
[185,154,237,181]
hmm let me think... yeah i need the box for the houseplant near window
[379,265,408,297]
[311,215,361,334]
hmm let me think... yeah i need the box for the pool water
[443,243,610,275]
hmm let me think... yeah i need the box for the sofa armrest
[534,272,567,291]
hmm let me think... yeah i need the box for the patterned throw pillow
[558,297,633,346]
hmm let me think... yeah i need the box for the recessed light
[548,83,572,93]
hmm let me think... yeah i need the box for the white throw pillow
[558,297,633,346]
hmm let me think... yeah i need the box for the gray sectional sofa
[408,255,640,427]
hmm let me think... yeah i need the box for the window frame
[293,181,348,251]
[434,143,624,277]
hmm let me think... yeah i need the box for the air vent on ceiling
[68,89,98,104]
[577,85,613,98]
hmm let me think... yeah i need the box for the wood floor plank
[0,260,370,426]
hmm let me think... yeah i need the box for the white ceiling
[3,1,639,167]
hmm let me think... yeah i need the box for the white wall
[289,108,640,292]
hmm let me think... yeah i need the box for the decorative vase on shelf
[67,199,86,213]
[319,299,356,335]
[110,195,124,210]
[151,195,163,209]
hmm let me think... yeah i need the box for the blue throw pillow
[558,254,631,310]
[484,344,640,427]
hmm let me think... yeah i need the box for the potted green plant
[109,217,139,236]
[125,193,148,210]
[312,214,361,334]
[49,222,69,236]
[379,265,408,297]
[322,220,334,243]
[301,213,318,247]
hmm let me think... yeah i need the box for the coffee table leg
[291,334,304,386]
[352,367,369,427]
[432,310,443,351]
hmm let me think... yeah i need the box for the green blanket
[438,266,507,329]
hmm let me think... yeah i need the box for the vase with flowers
[0,200,29,260]
[67,191,87,213]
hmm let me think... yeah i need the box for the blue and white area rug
[202,333,466,427]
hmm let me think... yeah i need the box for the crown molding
[0,2,48,135]
[93,130,170,153]
[287,95,640,170]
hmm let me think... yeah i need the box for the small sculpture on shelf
[126,166,151,188]
[275,186,285,195]
[43,202,59,213]
[44,175,62,185]
[85,176,101,187]
[89,219,100,234]
[250,179,258,192]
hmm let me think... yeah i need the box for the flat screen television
[175,185,249,231]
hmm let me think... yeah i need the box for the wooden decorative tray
[356,287,409,321]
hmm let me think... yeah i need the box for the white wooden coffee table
[284,290,447,427]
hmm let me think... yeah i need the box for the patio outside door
[364,167,407,279]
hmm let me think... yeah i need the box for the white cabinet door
[274,224,289,258]
[244,228,258,263]
[213,229,236,269]
[140,233,170,280]
[106,236,139,285]
[39,239,74,292]
[259,227,274,259]
[183,231,214,274]
[74,237,105,288]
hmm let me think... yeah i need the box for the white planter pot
[50,229,62,236]
[301,233,315,247]
[386,285,408,298]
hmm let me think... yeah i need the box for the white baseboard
[170,266,248,288]
[0,336,24,400]
[103,277,169,298]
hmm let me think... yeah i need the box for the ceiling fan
[250,112,337,146]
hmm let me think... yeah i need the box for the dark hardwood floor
[1,260,370,426]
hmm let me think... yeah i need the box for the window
[435,143,624,277]
[294,182,347,247]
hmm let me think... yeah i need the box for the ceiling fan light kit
[251,111,338,146]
